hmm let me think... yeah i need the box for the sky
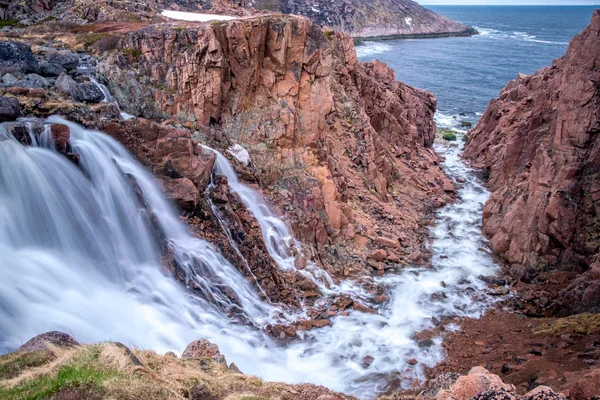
[417,0,599,4]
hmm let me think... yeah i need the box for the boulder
[50,124,70,150]
[0,41,39,74]
[13,74,50,89]
[0,96,21,122]
[434,367,514,400]
[182,339,224,363]
[570,368,600,400]
[47,52,79,71]
[523,385,566,400]
[2,73,19,86]
[55,72,77,93]
[39,62,66,77]
[71,82,104,103]
[16,331,79,352]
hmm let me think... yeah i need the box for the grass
[0,352,53,381]
[0,363,118,400]
[0,20,20,28]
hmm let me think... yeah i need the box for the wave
[356,41,392,58]
[474,26,568,45]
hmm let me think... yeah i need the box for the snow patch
[161,10,237,22]
[227,144,251,166]
[405,17,412,27]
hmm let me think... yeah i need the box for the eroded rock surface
[464,11,600,314]
[98,15,451,283]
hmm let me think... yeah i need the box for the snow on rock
[161,10,237,22]
[405,17,412,27]
[227,144,251,166]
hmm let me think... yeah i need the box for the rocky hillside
[97,15,454,287]
[463,11,600,315]
[251,0,477,39]
[0,331,586,400]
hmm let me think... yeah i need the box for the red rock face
[99,15,451,280]
[464,11,600,311]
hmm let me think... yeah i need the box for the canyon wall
[464,11,600,313]
[98,15,454,281]
[251,0,477,39]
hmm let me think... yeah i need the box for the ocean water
[357,6,597,125]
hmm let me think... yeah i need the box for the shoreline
[353,28,479,42]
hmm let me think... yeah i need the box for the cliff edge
[464,10,600,315]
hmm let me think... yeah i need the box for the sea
[356,5,598,130]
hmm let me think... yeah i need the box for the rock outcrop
[463,10,600,314]
[98,15,452,282]
[251,0,477,39]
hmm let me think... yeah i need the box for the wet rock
[16,331,79,352]
[0,41,39,74]
[39,62,66,77]
[419,339,435,348]
[360,355,374,368]
[0,96,21,122]
[479,275,508,286]
[570,368,600,400]
[47,52,79,71]
[71,82,104,103]
[160,177,198,212]
[460,121,472,127]
[50,124,70,151]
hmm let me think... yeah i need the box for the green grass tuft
[0,20,20,28]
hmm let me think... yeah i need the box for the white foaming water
[474,26,568,45]
[355,41,393,58]
[0,113,500,398]
[90,77,136,120]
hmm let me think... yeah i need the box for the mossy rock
[442,132,457,141]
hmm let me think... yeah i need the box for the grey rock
[71,82,104,103]
[47,52,80,71]
[16,331,79,352]
[55,72,77,94]
[0,96,21,122]
[0,41,39,74]
[418,372,460,398]
[2,73,19,86]
[39,62,66,77]
[13,74,50,89]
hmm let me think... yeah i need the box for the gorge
[0,2,599,400]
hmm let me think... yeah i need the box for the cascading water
[0,111,500,398]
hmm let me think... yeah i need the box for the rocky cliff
[97,15,453,285]
[464,11,600,314]
[251,0,477,39]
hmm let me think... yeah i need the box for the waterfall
[0,114,501,399]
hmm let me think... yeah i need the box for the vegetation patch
[0,351,53,380]
[324,31,334,40]
[0,20,20,29]
[442,131,457,141]
[533,313,600,335]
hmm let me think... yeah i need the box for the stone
[360,355,374,368]
[55,72,77,94]
[16,331,79,352]
[39,62,66,77]
[50,124,70,150]
[417,372,460,398]
[13,74,49,89]
[433,367,515,400]
[71,82,104,103]
[418,339,435,348]
[0,41,39,74]
[523,386,566,400]
[2,73,19,86]
[182,339,222,361]
[0,96,21,122]
[47,52,79,71]
[570,368,600,400]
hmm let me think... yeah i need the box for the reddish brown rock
[463,11,600,314]
[16,331,79,352]
[570,368,600,400]
[182,338,222,361]
[50,123,70,151]
[99,14,451,281]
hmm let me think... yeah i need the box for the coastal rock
[251,0,477,39]
[0,41,39,74]
[0,96,21,122]
[463,10,600,312]
[99,15,451,281]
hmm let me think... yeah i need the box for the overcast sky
[418,0,599,4]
